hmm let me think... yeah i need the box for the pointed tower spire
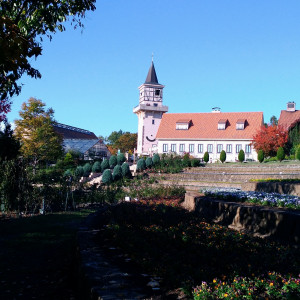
[145,61,159,84]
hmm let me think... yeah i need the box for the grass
[0,210,94,299]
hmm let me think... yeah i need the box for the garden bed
[91,199,300,299]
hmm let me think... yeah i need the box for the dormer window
[236,119,246,130]
[176,119,192,130]
[218,119,227,130]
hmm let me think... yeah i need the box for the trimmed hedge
[203,152,209,163]
[277,147,285,162]
[109,155,117,168]
[220,150,226,163]
[101,159,110,172]
[83,163,92,177]
[258,149,264,163]
[92,161,101,173]
[146,157,153,168]
[238,149,245,162]
[112,165,122,181]
[102,169,112,184]
[121,162,131,178]
[117,153,126,165]
[75,166,84,178]
[152,153,160,165]
[137,158,146,172]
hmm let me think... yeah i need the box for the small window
[236,144,242,153]
[176,119,191,130]
[245,144,251,153]
[236,119,246,130]
[163,144,168,152]
[198,144,203,153]
[179,144,185,152]
[189,144,194,153]
[155,89,160,96]
[217,144,223,153]
[152,120,155,125]
[218,119,227,130]
[154,103,158,107]
[226,144,232,153]
[207,144,213,153]
[171,144,176,152]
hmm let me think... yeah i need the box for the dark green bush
[92,161,101,173]
[152,153,160,165]
[220,150,226,163]
[63,169,72,178]
[182,154,191,167]
[295,146,300,161]
[75,166,84,178]
[102,169,112,184]
[238,149,245,163]
[121,162,131,178]
[117,153,126,165]
[83,163,92,177]
[109,155,117,168]
[137,158,146,172]
[101,159,110,172]
[191,158,200,167]
[112,165,122,181]
[203,152,209,163]
[258,149,264,163]
[277,147,285,162]
[146,157,153,168]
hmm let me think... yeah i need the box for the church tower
[133,61,168,155]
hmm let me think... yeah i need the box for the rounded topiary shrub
[146,157,153,168]
[137,158,146,172]
[121,162,131,178]
[203,152,209,163]
[75,166,84,178]
[191,158,200,167]
[117,153,126,165]
[109,155,117,168]
[152,153,160,165]
[182,154,191,168]
[92,161,101,173]
[83,163,92,177]
[63,169,72,178]
[258,149,264,163]
[112,165,122,181]
[277,147,285,162]
[238,149,245,163]
[220,150,226,163]
[296,146,300,161]
[101,159,110,172]
[102,169,112,184]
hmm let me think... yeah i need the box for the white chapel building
[133,62,264,162]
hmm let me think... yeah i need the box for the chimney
[287,102,296,112]
[212,107,221,113]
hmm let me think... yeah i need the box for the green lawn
[0,210,93,299]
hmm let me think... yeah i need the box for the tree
[14,98,63,169]
[203,152,209,163]
[83,162,92,177]
[102,169,112,184]
[107,130,124,145]
[0,119,20,160]
[92,161,101,173]
[257,149,264,163]
[114,133,137,153]
[252,125,288,157]
[238,149,245,163]
[270,115,278,126]
[276,147,285,162]
[0,1,96,120]
[296,145,300,161]
[220,150,226,163]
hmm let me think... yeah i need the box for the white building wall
[157,139,258,162]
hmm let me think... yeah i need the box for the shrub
[83,163,92,177]
[296,145,300,161]
[101,159,110,172]
[220,150,226,163]
[146,157,153,168]
[203,152,209,163]
[191,158,200,167]
[121,162,131,178]
[92,161,101,173]
[63,169,72,178]
[117,153,126,165]
[64,152,73,165]
[75,166,84,178]
[137,158,146,172]
[112,165,122,181]
[109,155,117,168]
[258,149,264,163]
[102,169,112,184]
[152,153,160,165]
[238,149,245,162]
[277,146,285,162]
[182,154,191,167]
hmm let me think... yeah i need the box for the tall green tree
[14,98,63,168]
[0,119,20,160]
[0,0,96,119]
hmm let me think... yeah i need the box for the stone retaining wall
[182,192,300,245]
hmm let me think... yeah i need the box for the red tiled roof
[278,110,300,130]
[156,112,264,140]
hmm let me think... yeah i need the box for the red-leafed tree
[252,125,288,157]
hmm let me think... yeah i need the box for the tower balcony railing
[133,104,168,113]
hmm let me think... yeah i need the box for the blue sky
[6,0,300,138]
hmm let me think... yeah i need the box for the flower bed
[202,187,300,210]
[95,199,300,298]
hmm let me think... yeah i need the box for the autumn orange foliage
[252,125,288,157]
